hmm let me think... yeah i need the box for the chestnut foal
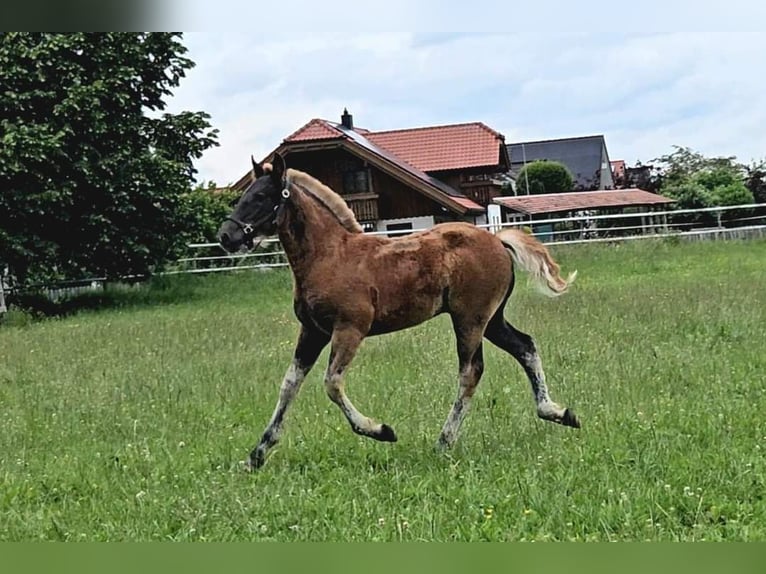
[218,153,580,469]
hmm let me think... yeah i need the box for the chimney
[341,108,353,129]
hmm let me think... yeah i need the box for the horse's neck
[278,191,349,281]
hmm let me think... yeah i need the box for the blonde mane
[286,169,363,233]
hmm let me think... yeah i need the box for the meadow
[1,238,765,541]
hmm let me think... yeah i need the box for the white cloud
[165,31,766,185]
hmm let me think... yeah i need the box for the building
[507,135,615,191]
[492,188,676,242]
[229,110,510,234]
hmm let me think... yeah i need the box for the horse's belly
[368,289,443,335]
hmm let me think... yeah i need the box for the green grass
[1,239,765,541]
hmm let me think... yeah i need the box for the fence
[173,202,766,274]
[3,202,766,304]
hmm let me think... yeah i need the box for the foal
[218,153,580,469]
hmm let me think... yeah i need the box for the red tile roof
[366,122,504,172]
[493,189,675,216]
[284,118,345,142]
[284,119,505,172]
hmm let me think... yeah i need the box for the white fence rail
[175,202,766,274]
[4,202,765,304]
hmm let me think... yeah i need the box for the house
[229,110,510,234]
[611,159,626,187]
[507,135,615,191]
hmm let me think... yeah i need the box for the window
[343,169,370,194]
[386,222,413,238]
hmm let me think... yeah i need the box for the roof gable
[285,118,345,142]
[507,135,608,189]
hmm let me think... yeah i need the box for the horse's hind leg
[484,317,580,428]
[249,325,330,470]
[324,324,397,442]
[437,319,486,449]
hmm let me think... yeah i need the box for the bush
[516,161,574,195]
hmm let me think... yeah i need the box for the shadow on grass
[2,275,208,325]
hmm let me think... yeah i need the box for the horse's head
[218,152,288,253]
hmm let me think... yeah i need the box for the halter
[226,182,291,242]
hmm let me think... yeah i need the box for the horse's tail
[496,229,577,297]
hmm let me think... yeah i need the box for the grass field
[1,238,765,541]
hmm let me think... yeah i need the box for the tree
[621,161,663,193]
[662,166,753,210]
[745,160,766,204]
[516,160,573,195]
[184,182,240,243]
[0,33,219,286]
[661,182,715,210]
[653,145,744,188]
[651,146,755,209]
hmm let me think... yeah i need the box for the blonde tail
[496,229,577,297]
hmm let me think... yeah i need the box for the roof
[493,189,675,216]
[284,119,506,173]
[334,123,478,203]
[365,122,505,172]
[507,135,610,190]
[284,118,345,141]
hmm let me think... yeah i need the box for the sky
[162,8,766,186]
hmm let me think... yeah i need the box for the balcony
[345,192,379,222]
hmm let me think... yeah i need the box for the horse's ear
[271,152,287,186]
[251,155,264,180]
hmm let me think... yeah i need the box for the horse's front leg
[324,324,397,442]
[249,324,330,470]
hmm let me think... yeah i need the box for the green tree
[184,182,240,243]
[663,166,753,213]
[662,182,715,210]
[653,145,743,188]
[745,160,766,204]
[0,33,218,286]
[516,160,574,195]
[653,146,755,209]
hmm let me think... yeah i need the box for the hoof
[248,448,266,470]
[562,408,581,429]
[435,436,451,452]
[377,424,398,442]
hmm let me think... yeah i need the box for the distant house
[611,159,626,187]
[229,110,509,233]
[507,135,615,191]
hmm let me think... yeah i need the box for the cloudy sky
[163,5,766,186]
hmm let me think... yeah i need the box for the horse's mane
[286,168,363,234]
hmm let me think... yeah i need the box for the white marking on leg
[438,365,476,448]
[325,372,384,437]
[260,361,307,447]
[523,352,566,421]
